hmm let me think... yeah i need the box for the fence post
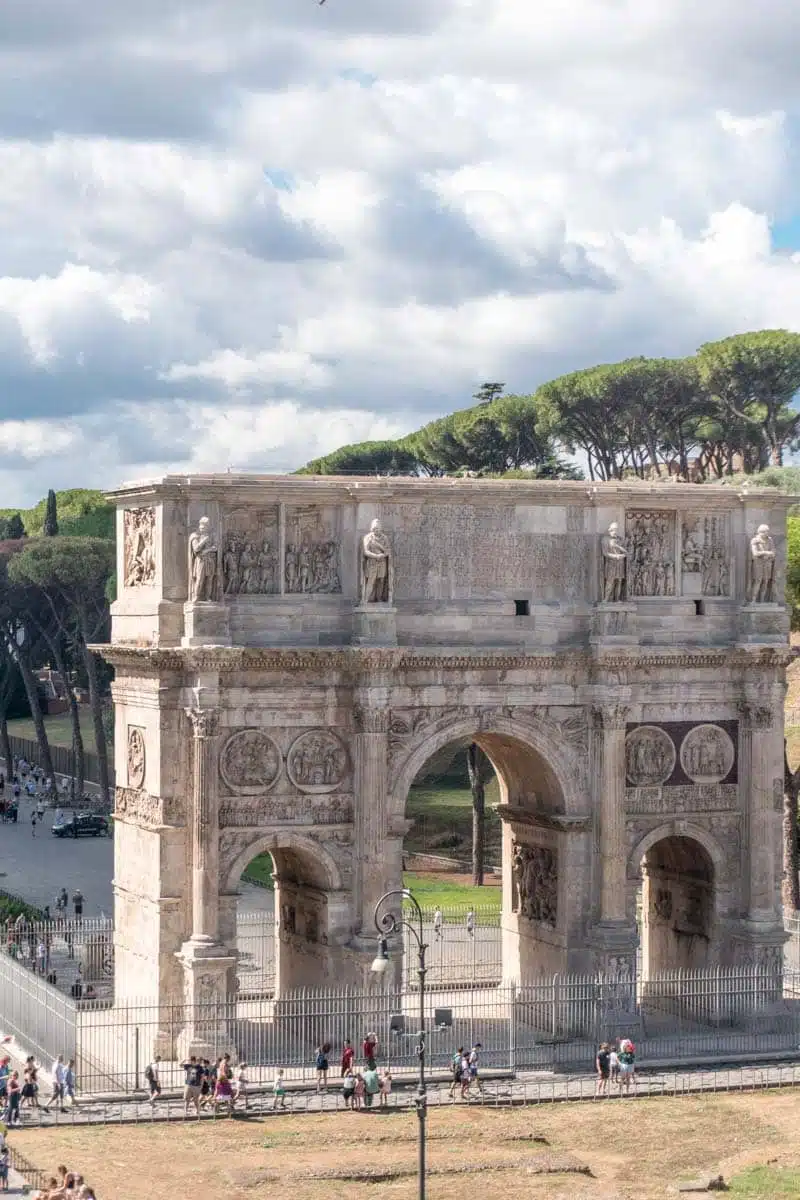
[551,974,559,1041]
[509,983,517,1074]
[135,1025,140,1091]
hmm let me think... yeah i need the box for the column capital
[738,702,773,731]
[185,707,220,739]
[353,703,391,734]
[592,703,630,732]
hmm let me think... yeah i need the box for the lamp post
[371,887,427,1200]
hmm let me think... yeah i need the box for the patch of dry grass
[12,1089,800,1200]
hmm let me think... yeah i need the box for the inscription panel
[626,783,739,814]
[219,794,353,827]
[381,502,590,601]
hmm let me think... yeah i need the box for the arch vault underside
[106,643,789,1051]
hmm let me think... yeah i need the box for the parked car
[52,813,110,838]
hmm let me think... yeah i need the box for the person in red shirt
[363,1032,378,1069]
[340,1039,354,1076]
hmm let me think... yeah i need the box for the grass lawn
[405,779,502,861]
[242,853,274,888]
[15,1087,800,1199]
[402,871,501,912]
[7,710,99,753]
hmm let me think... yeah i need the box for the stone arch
[627,821,726,885]
[388,711,582,825]
[223,829,344,896]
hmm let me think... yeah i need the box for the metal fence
[4,962,800,1096]
[401,904,501,989]
[6,733,113,790]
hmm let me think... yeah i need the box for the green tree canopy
[43,489,58,536]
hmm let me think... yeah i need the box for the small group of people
[432,908,476,940]
[341,1064,392,1109]
[170,1054,248,1116]
[314,1032,379,1092]
[30,1161,97,1199]
[0,1053,77,1125]
[448,1044,483,1099]
[595,1038,636,1095]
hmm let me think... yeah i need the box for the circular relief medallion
[625,725,676,787]
[127,727,146,790]
[219,729,281,795]
[286,729,349,794]
[679,724,735,785]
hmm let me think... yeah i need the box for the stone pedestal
[176,941,237,1059]
[737,603,788,646]
[182,601,231,647]
[590,603,638,645]
[353,605,397,647]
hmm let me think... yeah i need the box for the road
[0,793,274,916]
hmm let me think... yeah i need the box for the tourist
[145,1054,161,1105]
[618,1038,636,1093]
[36,941,47,975]
[363,1063,380,1108]
[448,1047,464,1099]
[379,1067,392,1108]
[315,1043,330,1091]
[44,1055,66,1113]
[31,809,37,838]
[352,1071,365,1110]
[6,1071,21,1125]
[21,1058,39,1109]
[340,1038,354,1076]
[64,1059,76,1107]
[595,1043,611,1096]
[181,1055,203,1116]
[72,891,84,920]
[362,1031,378,1069]
[213,1067,234,1115]
[433,908,443,940]
[272,1068,286,1110]
[233,1061,248,1110]
[468,1043,483,1094]
[36,796,45,822]
[199,1059,213,1108]
[459,1049,471,1099]
[0,1056,9,1108]
[342,1067,356,1109]
[466,909,475,938]
[56,888,68,915]
[609,1041,620,1085]
[0,1141,8,1192]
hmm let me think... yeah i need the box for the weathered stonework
[100,475,793,1006]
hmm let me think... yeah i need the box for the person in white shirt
[44,1055,66,1112]
[233,1062,248,1110]
[466,910,475,938]
[145,1055,161,1105]
[433,908,443,941]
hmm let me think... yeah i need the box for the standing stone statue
[747,523,776,604]
[600,521,628,603]
[360,518,394,604]
[188,516,221,602]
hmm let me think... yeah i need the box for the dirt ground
[14,1088,800,1199]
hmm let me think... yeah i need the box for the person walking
[145,1054,161,1106]
[467,1043,483,1095]
[64,1059,76,1107]
[181,1056,203,1116]
[272,1069,286,1110]
[30,809,37,838]
[72,890,84,920]
[315,1044,330,1092]
[342,1068,356,1109]
[433,908,443,941]
[466,909,475,939]
[379,1068,392,1108]
[44,1055,66,1113]
[340,1039,354,1077]
[595,1043,611,1096]
[6,1073,20,1126]
[618,1039,636,1094]
[362,1032,378,1070]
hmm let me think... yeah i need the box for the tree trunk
[17,654,55,781]
[39,628,85,798]
[0,712,12,779]
[81,641,111,810]
[783,740,800,911]
[467,743,486,887]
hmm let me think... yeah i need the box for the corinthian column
[353,691,391,932]
[593,704,630,925]
[185,707,220,945]
[739,701,782,927]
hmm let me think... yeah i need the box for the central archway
[389,714,587,985]
[640,835,715,975]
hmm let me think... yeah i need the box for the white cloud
[0,0,798,501]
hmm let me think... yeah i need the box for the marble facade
[101,476,793,1041]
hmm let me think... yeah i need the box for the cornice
[496,805,593,834]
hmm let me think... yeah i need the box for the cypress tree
[43,490,58,536]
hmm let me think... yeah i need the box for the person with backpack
[595,1042,611,1096]
[145,1054,161,1105]
[448,1047,465,1099]
[315,1043,330,1091]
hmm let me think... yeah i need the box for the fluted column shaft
[594,705,630,924]
[740,702,782,924]
[186,708,220,944]
[353,690,391,932]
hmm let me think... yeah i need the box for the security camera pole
[371,888,427,1200]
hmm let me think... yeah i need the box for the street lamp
[372,887,427,1200]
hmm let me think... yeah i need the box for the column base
[730,923,788,971]
[176,941,237,1060]
[590,603,638,646]
[353,605,397,647]
[181,601,231,647]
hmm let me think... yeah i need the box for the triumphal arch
[102,476,793,1014]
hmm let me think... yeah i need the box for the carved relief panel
[219,729,281,794]
[286,730,349,793]
[625,720,738,814]
[222,505,279,596]
[285,505,341,594]
[127,726,146,789]
[123,507,156,588]
[681,514,730,597]
[511,841,558,927]
[625,510,676,597]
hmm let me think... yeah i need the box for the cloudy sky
[1,0,799,503]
